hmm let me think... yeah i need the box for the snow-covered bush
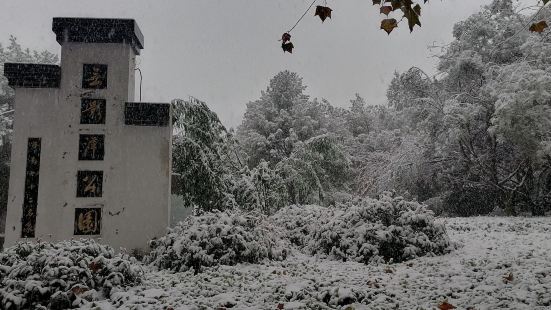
[0,239,142,310]
[272,192,451,264]
[146,210,288,273]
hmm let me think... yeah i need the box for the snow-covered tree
[428,0,551,215]
[172,97,290,214]
[484,60,551,215]
[237,71,353,207]
[277,135,351,205]
[237,71,348,167]
[237,71,309,167]
[245,160,288,214]
[350,0,551,215]
[346,94,372,137]
[172,97,245,212]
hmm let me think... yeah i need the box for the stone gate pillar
[3,18,171,251]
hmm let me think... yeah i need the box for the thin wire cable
[287,0,317,33]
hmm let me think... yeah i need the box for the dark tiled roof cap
[3,63,61,88]
[52,17,144,54]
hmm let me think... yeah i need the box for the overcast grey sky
[0,0,534,127]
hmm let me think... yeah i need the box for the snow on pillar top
[52,17,144,55]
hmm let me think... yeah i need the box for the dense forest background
[1,0,551,221]
[171,1,551,217]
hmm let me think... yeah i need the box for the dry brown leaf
[380,6,393,16]
[439,301,456,310]
[281,42,294,53]
[315,6,333,22]
[381,18,398,34]
[529,21,548,33]
[281,33,291,43]
[503,272,514,283]
[71,285,89,296]
[89,261,102,273]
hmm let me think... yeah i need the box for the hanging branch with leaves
[279,0,551,53]
[280,0,333,53]
[373,0,426,34]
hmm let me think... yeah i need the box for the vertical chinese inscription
[74,208,101,235]
[78,134,104,161]
[21,138,41,238]
[80,99,106,124]
[82,64,107,89]
[76,171,103,197]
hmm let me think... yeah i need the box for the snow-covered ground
[85,217,551,310]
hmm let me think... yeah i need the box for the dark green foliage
[444,186,497,217]
[172,97,242,212]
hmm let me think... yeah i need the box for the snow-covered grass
[71,216,551,309]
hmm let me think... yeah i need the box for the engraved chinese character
[30,140,40,151]
[83,100,101,120]
[87,67,103,87]
[84,136,98,158]
[80,99,106,124]
[23,221,34,235]
[84,175,97,195]
[74,208,101,235]
[77,210,97,234]
[79,135,104,161]
[82,64,107,89]
[77,171,103,197]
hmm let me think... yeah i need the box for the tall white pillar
[3,18,171,251]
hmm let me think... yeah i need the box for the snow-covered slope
[77,216,551,309]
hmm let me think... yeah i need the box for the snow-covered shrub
[423,196,445,216]
[269,204,331,248]
[0,239,142,310]
[146,210,288,273]
[272,192,451,264]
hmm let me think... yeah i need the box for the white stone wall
[4,42,171,251]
